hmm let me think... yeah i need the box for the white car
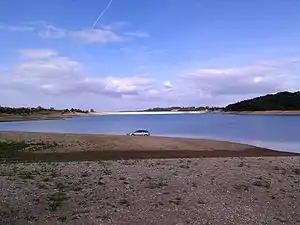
[127,130,150,136]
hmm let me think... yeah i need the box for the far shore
[90,111,208,115]
[0,112,84,123]
[91,110,300,116]
[2,110,300,122]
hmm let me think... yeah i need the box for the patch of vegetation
[118,199,130,207]
[72,186,83,191]
[81,171,89,177]
[238,161,245,167]
[197,200,206,205]
[55,181,68,191]
[146,178,168,189]
[292,167,300,175]
[49,168,59,178]
[57,216,67,222]
[233,184,249,191]
[252,179,271,189]
[18,170,35,180]
[103,167,112,176]
[273,166,280,170]
[47,191,68,212]
[169,197,182,205]
[0,141,29,159]
[0,202,11,218]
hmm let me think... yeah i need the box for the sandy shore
[0,132,298,161]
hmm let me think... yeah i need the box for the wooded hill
[225,91,300,111]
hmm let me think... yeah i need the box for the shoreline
[0,131,299,162]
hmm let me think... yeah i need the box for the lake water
[0,114,299,153]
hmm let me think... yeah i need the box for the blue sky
[1,0,300,110]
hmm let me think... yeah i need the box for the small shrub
[197,200,205,205]
[47,192,68,212]
[234,184,249,191]
[238,161,244,167]
[146,178,168,189]
[72,186,83,192]
[0,202,11,218]
[18,171,34,180]
[81,171,89,177]
[57,216,67,222]
[292,168,300,175]
[169,197,181,205]
[118,199,130,207]
[55,181,67,191]
[252,180,271,189]
[103,168,112,175]
[273,166,280,171]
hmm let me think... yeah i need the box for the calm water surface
[0,114,299,153]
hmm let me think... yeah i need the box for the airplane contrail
[71,0,113,55]
[92,0,113,29]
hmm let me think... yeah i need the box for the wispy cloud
[0,21,149,44]
[0,23,34,32]
[37,25,66,38]
[124,31,150,38]
[71,28,122,43]
[18,49,58,59]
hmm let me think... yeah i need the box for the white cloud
[184,61,297,96]
[163,81,173,89]
[1,49,154,99]
[1,47,299,110]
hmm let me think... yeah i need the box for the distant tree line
[225,91,300,111]
[142,106,223,112]
[0,106,89,115]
